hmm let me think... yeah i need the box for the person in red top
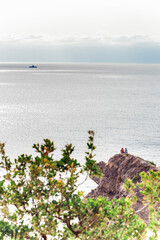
[121,148,124,153]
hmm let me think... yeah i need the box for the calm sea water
[0,63,160,174]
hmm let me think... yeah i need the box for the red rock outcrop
[87,153,158,224]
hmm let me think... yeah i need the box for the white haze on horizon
[0,34,160,63]
[1,0,160,62]
[0,34,159,46]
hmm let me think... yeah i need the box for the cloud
[0,34,159,46]
[0,34,160,63]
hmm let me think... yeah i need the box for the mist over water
[0,63,160,171]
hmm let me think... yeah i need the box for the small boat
[29,65,37,68]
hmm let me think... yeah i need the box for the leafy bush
[0,132,159,239]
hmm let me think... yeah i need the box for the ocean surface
[0,63,160,190]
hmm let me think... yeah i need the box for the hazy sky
[1,0,160,62]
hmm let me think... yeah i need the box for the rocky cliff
[87,153,158,223]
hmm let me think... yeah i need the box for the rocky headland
[87,153,158,224]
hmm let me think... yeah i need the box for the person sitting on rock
[125,148,128,154]
[121,148,124,153]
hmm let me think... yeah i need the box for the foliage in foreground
[0,131,159,239]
